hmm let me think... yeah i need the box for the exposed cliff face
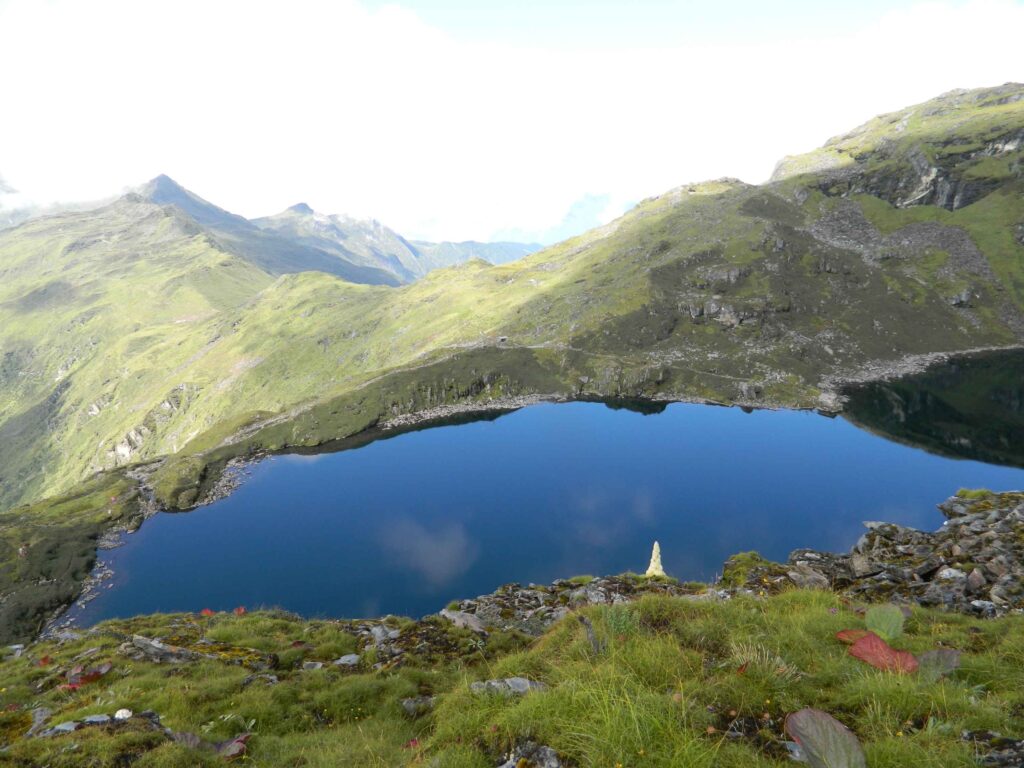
[773,83,1024,211]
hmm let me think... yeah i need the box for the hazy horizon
[2,0,1023,244]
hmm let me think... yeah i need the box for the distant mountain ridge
[1,174,540,284]
[137,175,402,286]
[253,203,540,282]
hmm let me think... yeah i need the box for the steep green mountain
[0,196,275,506]
[1,83,1023,518]
[253,203,540,282]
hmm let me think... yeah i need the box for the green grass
[956,488,994,500]
[0,471,140,644]
[3,591,1023,766]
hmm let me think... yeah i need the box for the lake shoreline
[43,490,1024,644]
[29,345,1024,643]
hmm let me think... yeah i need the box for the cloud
[0,0,1022,242]
[496,192,635,245]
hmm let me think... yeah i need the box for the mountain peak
[288,202,315,215]
[137,174,193,205]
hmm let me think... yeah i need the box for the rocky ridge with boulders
[727,491,1024,616]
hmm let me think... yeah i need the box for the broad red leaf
[200,608,215,617]
[848,632,918,674]
[736,662,749,675]
[835,630,870,645]
[233,606,247,616]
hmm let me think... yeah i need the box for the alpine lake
[66,351,1024,626]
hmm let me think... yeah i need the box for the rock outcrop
[743,492,1024,615]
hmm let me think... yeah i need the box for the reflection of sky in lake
[71,401,1024,625]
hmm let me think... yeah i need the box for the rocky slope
[729,490,1024,617]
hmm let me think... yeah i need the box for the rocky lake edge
[44,489,1024,643]
[9,489,1024,768]
[14,345,1024,647]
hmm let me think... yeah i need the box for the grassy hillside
[1,589,1023,766]
[1,84,1023,515]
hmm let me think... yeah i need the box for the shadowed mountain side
[844,350,1024,468]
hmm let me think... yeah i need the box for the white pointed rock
[645,541,666,578]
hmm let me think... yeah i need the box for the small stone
[83,714,111,726]
[439,609,487,634]
[787,565,829,590]
[470,677,548,697]
[114,709,133,721]
[851,553,881,578]
[498,741,563,768]
[969,600,997,618]
[241,674,278,688]
[333,654,360,667]
[400,695,435,718]
[302,661,324,671]
[936,567,967,581]
[966,568,987,594]
[47,721,80,736]
[505,677,545,695]
[27,707,52,737]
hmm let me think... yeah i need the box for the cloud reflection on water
[378,517,480,589]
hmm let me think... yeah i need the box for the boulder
[439,609,487,634]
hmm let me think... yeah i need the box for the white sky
[1,0,1023,242]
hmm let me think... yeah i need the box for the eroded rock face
[765,492,1024,615]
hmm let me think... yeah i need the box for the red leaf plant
[835,630,870,645]
[848,632,918,674]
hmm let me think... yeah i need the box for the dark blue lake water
[71,393,1024,626]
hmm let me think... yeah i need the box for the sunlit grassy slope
[2,591,1023,766]
[1,84,1023,513]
